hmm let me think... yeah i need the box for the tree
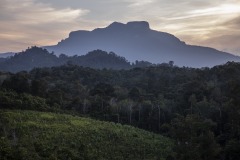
[31,79,47,97]
[168,61,174,67]
[129,87,140,101]
[2,72,30,93]
[189,94,197,114]
[90,83,115,114]
[170,114,220,160]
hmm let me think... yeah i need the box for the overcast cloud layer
[0,0,240,55]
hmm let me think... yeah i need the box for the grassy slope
[0,110,173,160]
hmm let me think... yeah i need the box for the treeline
[1,62,240,159]
[0,46,157,73]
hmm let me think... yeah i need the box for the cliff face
[44,21,240,67]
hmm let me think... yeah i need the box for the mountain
[44,21,240,67]
[0,52,15,58]
[0,110,173,160]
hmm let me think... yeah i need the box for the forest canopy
[1,59,240,159]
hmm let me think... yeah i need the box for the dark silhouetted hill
[0,47,60,73]
[0,47,150,72]
[66,50,131,69]
[44,21,240,67]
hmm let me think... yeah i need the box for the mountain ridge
[44,21,240,67]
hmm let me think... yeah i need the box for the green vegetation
[0,110,173,160]
[0,90,54,111]
[1,59,240,159]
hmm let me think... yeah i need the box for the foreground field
[0,110,173,160]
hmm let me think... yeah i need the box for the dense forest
[1,59,240,159]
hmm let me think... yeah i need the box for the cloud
[199,34,240,55]
[147,1,240,55]
[224,15,240,29]
[0,0,240,55]
[126,0,156,7]
[0,0,89,52]
[198,16,240,54]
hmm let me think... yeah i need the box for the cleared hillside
[0,110,173,160]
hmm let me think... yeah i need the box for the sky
[0,0,240,55]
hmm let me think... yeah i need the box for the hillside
[0,110,173,160]
[45,21,240,67]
